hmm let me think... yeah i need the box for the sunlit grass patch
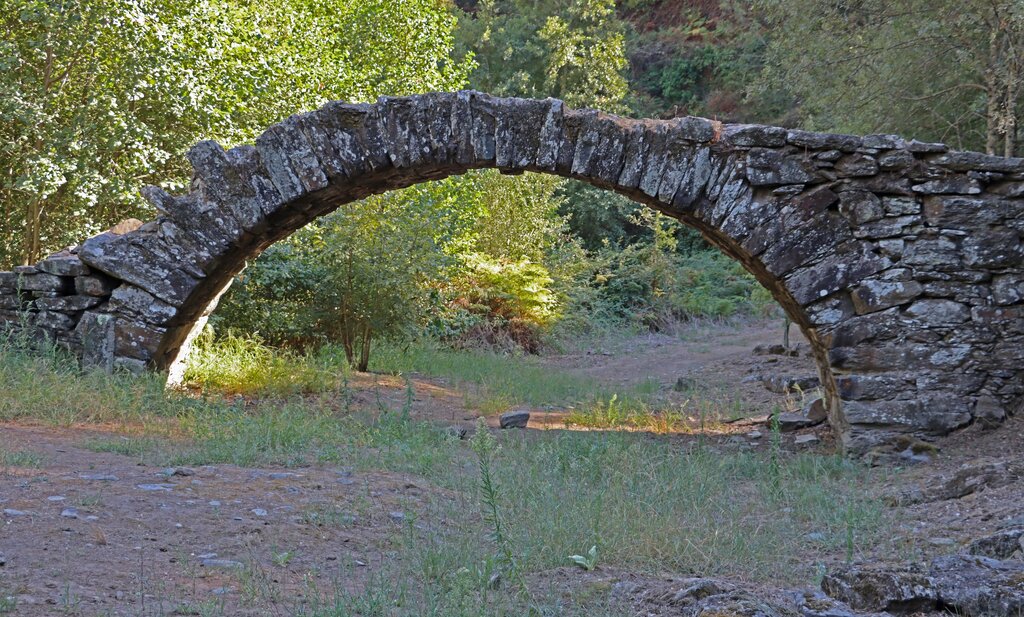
[181,330,345,397]
[564,386,747,433]
[369,340,660,412]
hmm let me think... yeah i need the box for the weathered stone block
[906,139,946,153]
[496,97,555,171]
[255,117,329,202]
[722,124,786,147]
[962,230,1022,268]
[912,176,982,195]
[34,295,103,313]
[862,134,905,149]
[902,235,961,268]
[180,143,279,232]
[930,151,1024,173]
[877,149,915,169]
[784,246,890,305]
[75,274,117,297]
[79,232,201,306]
[108,285,178,325]
[114,320,166,361]
[834,153,878,177]
[38,253,90,277]
[113,356,148,374]
[17,272,71,293]
[837,190,884,225]
[882,197,920,215]
[836,373,914,401]
[805,293,856,327]
[850,280,923,314]
[35,310,77,331]
[0,272,15,292]
[992,275,1024,305]
[0,293,21,310]
[904,299,970,326]
[852,215,922,239]
[923,195,1012,228]
[0,309,33,327]
[76,312,115,371]
[663,145,717,210]
[786,130,861,151]
[745,148,817,186]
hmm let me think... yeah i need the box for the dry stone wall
[1,90,1022,454]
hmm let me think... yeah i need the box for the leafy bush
[556,215,774,335]
[442,254,559,352]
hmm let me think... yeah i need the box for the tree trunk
[1005,70,1019,157]
[340,318,356,368]
[23,199,42,265]
[986,30,1004,156]
[357,324,372,373]
[986,80,1002,156]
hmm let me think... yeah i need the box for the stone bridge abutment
[1,91,1022,453]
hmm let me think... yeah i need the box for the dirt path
[0,427,432,616]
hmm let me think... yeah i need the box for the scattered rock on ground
[158,467,194,477]
[866,436,939,467]
[803,396,827,423]
[823,554,1024,616]
[893,460,1023,505]
[753,344,800,357]
[930,554,1024,617]
[760,374,820,394]
[136,483,176,492]
[792,590,883,617]
[499,410,530,429]
[822,562,939,613]
[966,527,1024,559]
[795,435,819,445]
[774,412,823,433]
[201,558,244,569]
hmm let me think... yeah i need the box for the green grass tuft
[0,448,44,468]
[181,329,345,397]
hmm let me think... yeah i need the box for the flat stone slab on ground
[500,410,530,429]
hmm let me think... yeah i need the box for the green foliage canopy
[0,0,474,268]
[757,0,1024,154]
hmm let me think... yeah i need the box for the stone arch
[2,91,1023,453]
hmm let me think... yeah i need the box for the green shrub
[440,253,559,352]
[559,242,774,335]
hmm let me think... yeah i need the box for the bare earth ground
[1,319,1022,615]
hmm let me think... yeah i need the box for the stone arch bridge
[2,92,1022,453]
